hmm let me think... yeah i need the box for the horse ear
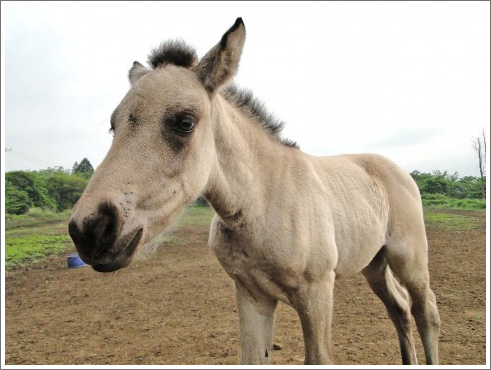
[129,61,150,86]
[197,18,246,92]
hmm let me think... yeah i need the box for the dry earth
[4,209,487,365]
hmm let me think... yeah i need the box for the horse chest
[210,226,271,277]
[208,219,302,302]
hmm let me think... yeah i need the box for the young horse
[69,18,440,365]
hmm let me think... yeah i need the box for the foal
[69,18,440,365]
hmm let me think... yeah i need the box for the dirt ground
[4,209,487,365]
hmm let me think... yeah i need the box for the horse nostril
[94,203,120,246]
[68,220,83,245]
[93,212,118,245]
[69,202,121,258]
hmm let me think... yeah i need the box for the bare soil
[4,210,487,365]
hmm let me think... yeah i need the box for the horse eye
[175,116,196,133]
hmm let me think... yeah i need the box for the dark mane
[148,40,198,69]
[147,40,297,148]
[221,84,299,149]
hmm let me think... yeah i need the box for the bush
[421,193,449,200]
[410,170,485,199]
[193,196,209,207]
[45,173,88,211]
[422,197,486,210]
[5,168,89,214]
[5,183,31,215]
[6,171,54,209]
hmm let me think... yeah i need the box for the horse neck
[204,94,290,229]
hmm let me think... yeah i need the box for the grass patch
[179,206,215,226]
[423,210,485,231]
[5,209,73,271]
[5,203,484,270]
[6,224,69,239]
[5,235,73,270]
[5,208,71,230]
[5,206,216,271]
[422,198,486,210]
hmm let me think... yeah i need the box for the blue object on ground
[67,253,87,269]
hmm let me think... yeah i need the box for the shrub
[421,193,449,200]
[193,196,209,207]
[5,183,31,215]
[45,173,88,211]
[6,171,54,209]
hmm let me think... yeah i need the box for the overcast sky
[2,1,490,177]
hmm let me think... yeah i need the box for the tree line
[5,158,94,215]
[4,158,486,215]
[410,170,486,200]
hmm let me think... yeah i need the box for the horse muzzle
[68,202,144,273]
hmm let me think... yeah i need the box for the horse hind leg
[362,247,418,364]
[385,237,441,365]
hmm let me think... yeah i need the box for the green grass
[423,210,485,231]
[5,208,71,230]
[179,206,215,226]
[422,198,486,210]
[4,206,215,271]
[5,208,73,270]
[5,235,73,270]
[4,203,485,270]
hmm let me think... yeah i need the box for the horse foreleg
[235,282,278,365]
[292,271,335,365]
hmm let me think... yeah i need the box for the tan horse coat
[69,18,440,365]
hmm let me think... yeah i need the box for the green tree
[45,173,88,211]
[458,176,486,199]
[423,178,447,195]
[5,183,31,214]
[72,158,94,179]
[5,171,54,209]
[410,170,428,190]
[194,196,209,207]
[37,166,71,176]
[410,170,485,199]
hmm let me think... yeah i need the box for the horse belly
[324,172,390,276]
[333,221,387,276]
